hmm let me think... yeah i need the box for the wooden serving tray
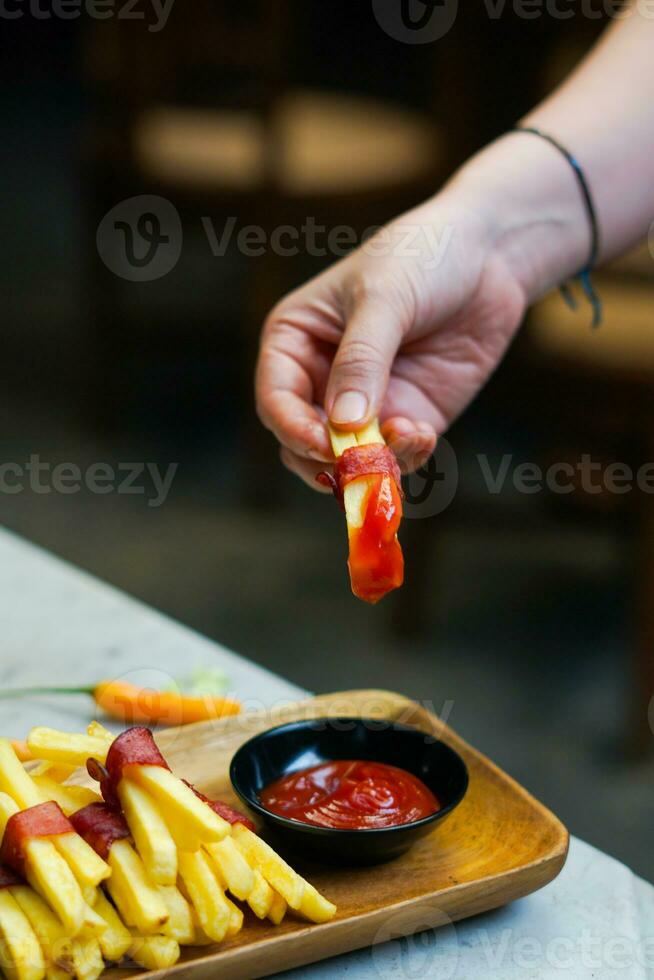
[109,689,569,980]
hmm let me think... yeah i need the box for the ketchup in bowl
[259,759,440,830]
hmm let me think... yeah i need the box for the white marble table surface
[0,528,652,980]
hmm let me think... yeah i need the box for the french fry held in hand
[318,420,404,603]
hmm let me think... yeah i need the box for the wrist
[445,131,593,304]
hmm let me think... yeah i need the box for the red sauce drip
[70,802,131,860]
[0,802,74,877]
[318,445,404,604]
[0,865,23,889]
[260,760,439,830]
[92,726,170,809]
[348,474,404,603]
[183,781,256,832]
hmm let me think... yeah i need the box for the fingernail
[331,390,368,425]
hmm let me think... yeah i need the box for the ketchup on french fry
[318,440,404,604]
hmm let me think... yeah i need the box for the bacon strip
[70,802,131,860]
[317,444,402,507]
[183,781,255,832]
[90,726,170,809]
[0,802,74,877]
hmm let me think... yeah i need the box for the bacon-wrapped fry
[0,796,88,938]
[318,420,404,603]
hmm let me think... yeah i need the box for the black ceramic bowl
[229,717,468,865]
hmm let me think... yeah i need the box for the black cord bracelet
[510,125,603,329]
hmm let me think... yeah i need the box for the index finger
[255,320,332,461]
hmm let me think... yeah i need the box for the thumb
[325,292,405,429]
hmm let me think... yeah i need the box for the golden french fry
[129,766,230,850]
[80,902,107,936]
[268,890,287,926]
[27,763,77,783]
[187,921,213,946]
[26,730,109,768]
[23,838,87,938]
[0,790,19,830]
[0,739,42,809]
[129,766,229,848]
[231,824,304,909]
[0,889,45,980]
[204,837,255,901]
[106,839,168,935]
[105,877,134,929]
[92,890,132,963]
[70,937,104,980]
[118,779,177,885]
[52,833,109,890]
[245,869,274,920]
[32,777,100,817]
[45,966,70,980]
[128,933,180,971]
[64,787,102,811]
[297,880,337,924]
[177,850,230,943]
[224,895,243,938]
[10,886,74,974]
[86,722,113,742]
[157,885,194,945]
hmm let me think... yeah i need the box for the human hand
[256,134,586,490]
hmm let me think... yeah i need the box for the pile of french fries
[0,723,335,980]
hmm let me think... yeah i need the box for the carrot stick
[0,682,241,726]
[93,680,241,726]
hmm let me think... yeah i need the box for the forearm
[444,10,654,303]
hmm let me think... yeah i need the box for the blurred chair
[82,2,447,499]
[527,243,654,753]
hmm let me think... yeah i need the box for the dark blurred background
[1,2,653,879]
